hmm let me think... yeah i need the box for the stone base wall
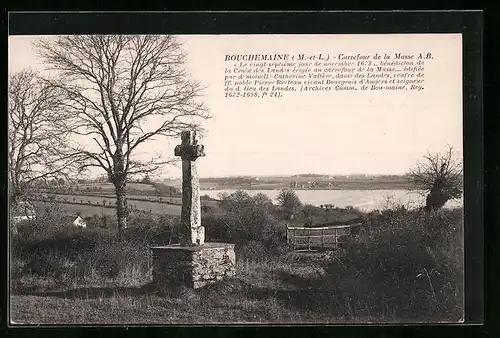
[151,243,236,289]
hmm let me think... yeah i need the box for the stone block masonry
[151,243,236,289]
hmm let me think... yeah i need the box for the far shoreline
[201,186,417,191]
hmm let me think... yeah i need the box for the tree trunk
[425,187,449,211]
[115,183,128,234]
[10,181,22,207]
[111,145,127,235]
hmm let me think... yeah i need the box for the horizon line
[162,173,410,179]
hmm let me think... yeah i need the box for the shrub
[85,214,114,229]
[95,254,121,279]
[203,210,230,243]
[14,226,151,285]
[16,220,35,237]
[205,191,281,247]
[23,255,63,277]
[13,227,109,261]
[201,194,215,201]
[91,240,150,280]
[301,204,318,226]
[10,258,24,280]
[153,183,180,197]
[51,228,105,257]
[319,207,464,321]
[71,257,91,280]
[277,189,302,220]
[124,213,179,246]
[237,240,269,261]
[30,201,69,235]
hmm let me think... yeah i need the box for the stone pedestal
[151,243,236,289]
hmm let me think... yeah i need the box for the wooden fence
[286,223,362,251]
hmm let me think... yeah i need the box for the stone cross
[174,130,205,246]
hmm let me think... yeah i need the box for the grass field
[33,201,182,217]
[31,192,219,217]
[43,192,218,206]
[77,182,157,192]
[9,255,343,324]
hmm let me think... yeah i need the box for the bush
[201,194,215,201]
[153,183,180,197]
[301,204,318,226]
[12,226,109,260]
[10,204,180,287]
[85,214,114,229]
[95,254,121,279]
[277,189,302,220]
[29,201,69,235]
[204,191,281,247]
[236,240,269,261]
[23,255,63,277]
[91,240,150,280]
[52,228,106,258]
[13,225,152,285]
[319,207,464,321]
[125,213,180,246]
[10,258,24,280]
[16,220,35,237]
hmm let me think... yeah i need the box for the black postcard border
[3,10,485,336]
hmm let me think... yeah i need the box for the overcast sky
[8,34,462,178]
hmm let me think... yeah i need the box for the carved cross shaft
[174,131,205,246]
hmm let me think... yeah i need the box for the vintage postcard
[8,26,470,324]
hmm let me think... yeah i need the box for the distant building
[73,216,87,228]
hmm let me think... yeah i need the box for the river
[200,189,463,212]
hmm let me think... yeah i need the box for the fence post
[287,226,290,247]
[321,229,324,249]
[293,228,296,251]
[335,228,338,249]
[308,228,311,252]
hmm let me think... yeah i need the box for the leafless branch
[408,145,463,209]
[8,68,82,203]
[34,35,211,230]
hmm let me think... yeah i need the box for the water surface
[200,189,463,212]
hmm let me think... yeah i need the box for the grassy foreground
[11,257,335,324]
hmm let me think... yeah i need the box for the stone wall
[151,243,236,289]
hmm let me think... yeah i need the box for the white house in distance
[73,216,87,228]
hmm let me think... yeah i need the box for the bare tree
[408,146,463,210]
[35,35,210,233]
[8,69,78,205]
